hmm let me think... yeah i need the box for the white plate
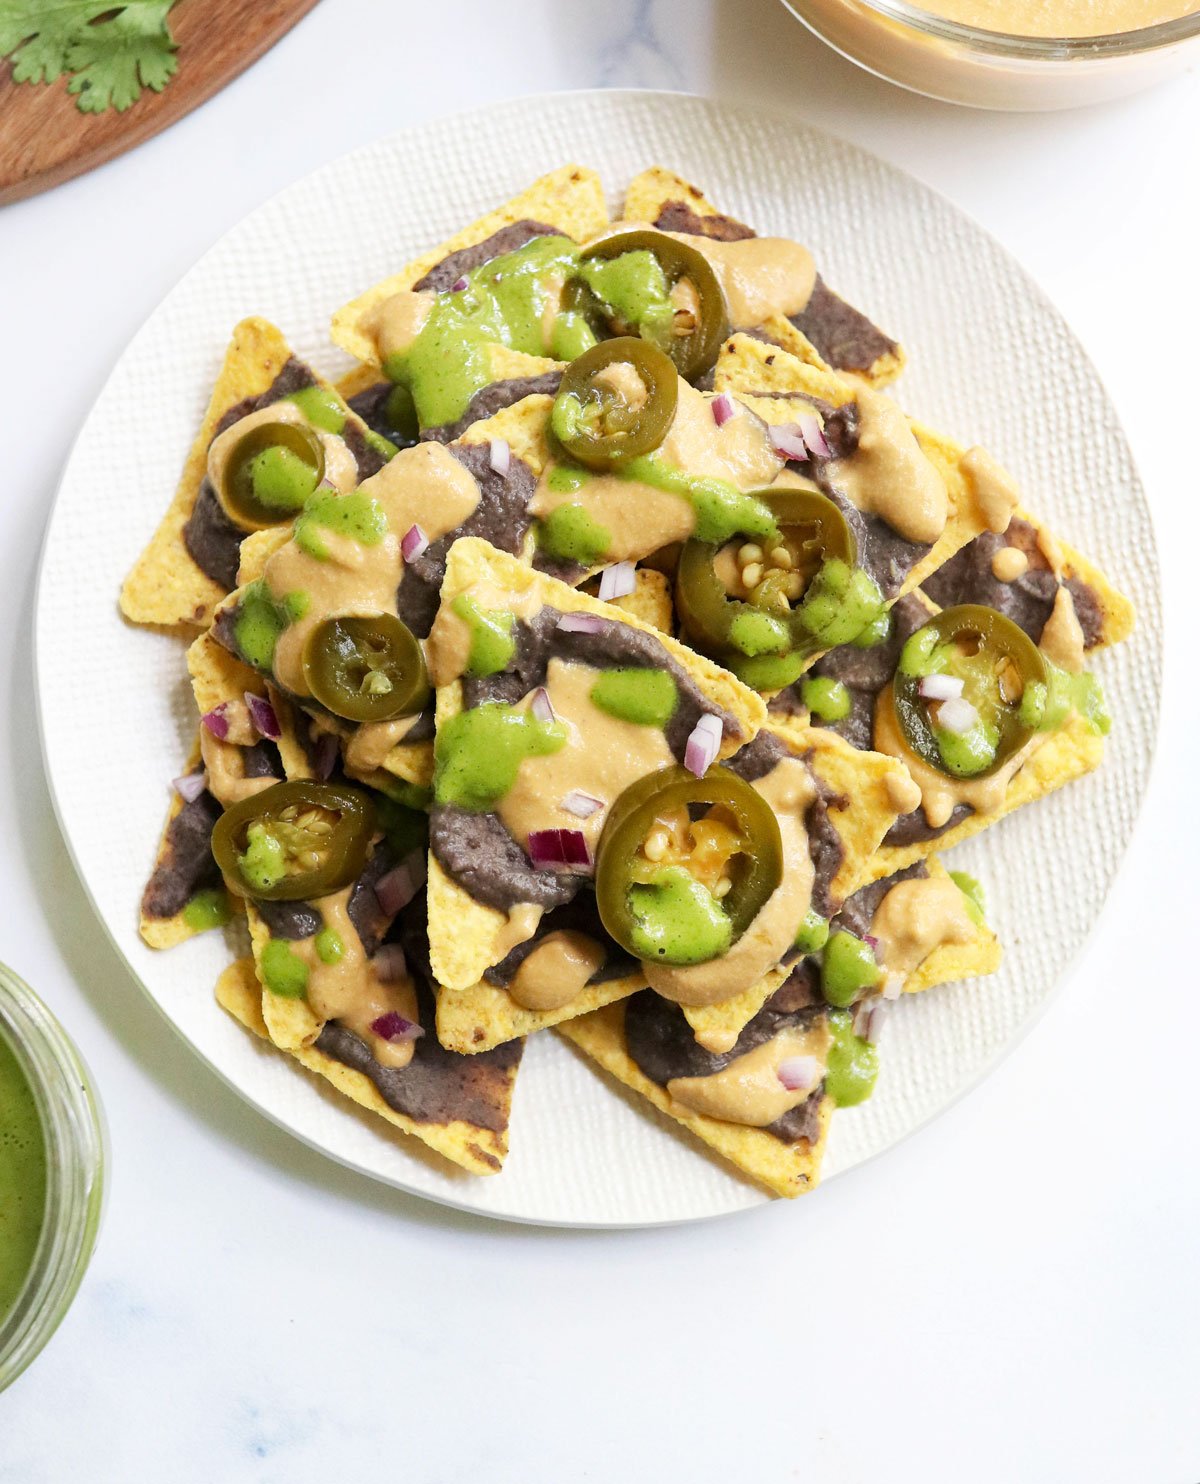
[35,91,1161,1227]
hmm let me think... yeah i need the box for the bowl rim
[784,0,1200,58]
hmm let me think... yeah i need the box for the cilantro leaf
[0,0,179,114]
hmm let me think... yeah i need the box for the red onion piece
[880,973,905,1001]
[777,1054,820,1092]
[372,944,409,985]
[710,392,736,427]
[855,1001,888,1042]
[173,771,207,804]
[937,696,981,735]
[450,276,469,292]
[374,852,427,917]
[864,934,880,957]
[769,423,809,462]
[561,790,602,819]
[200,704,230,741]
[597,562,636,602]
[401,523,429,563]
[557,612,606,634]
[313,732,339,781]
[529,686,556,723]
[371,1010,424,1042]
[528,828,593,872]
[919,674,964,702]
[684,713,723,778]
[488,438,511,477]
[244,691,281,741]
[796,409,830,459]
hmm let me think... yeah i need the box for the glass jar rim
[784,0,1200,57]
[0,963,106,1392]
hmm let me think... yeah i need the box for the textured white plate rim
[33,89,1161,1230]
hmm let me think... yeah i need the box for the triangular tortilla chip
[622,166,904,387]
[216,958,520,1176]
[427,537,768,993]
[331,165,609,367]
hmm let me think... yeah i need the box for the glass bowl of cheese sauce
[779,0,1200,109]
[0,964,106,1391]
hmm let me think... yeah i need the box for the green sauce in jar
[0,1031,47,1318]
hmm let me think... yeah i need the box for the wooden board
[0,0,321,206]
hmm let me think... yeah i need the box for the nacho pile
[123,165,1131,1197]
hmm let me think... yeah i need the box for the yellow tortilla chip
[717,335,986,597]
[185,631,313,783]
[456,394,556,477]
[866,711,1105,882]
[559,1003,832,1199]
[622,167,904,387]
[436,970,646,1057]
[607,567,674,634]
[121,318,294,631]
[215,958,515,1176]
[331,165,609,367]
[680,720,912,1053]
[428,537,768,993]
[138,739,240,948]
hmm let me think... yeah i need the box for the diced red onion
[796,409,830,459]
[401,523,429,563]
[710,392,736,427]
[244,691,281,741]
[372,944,409,985]
[937,696,981,735]
[371,1010,424,1041]
[777,1055,820,1092]
[450,276,469,292]
[201,705,230,741]
[528,828,593,872]
[561,790,603,819]
[557,612,606,634]
[769,423,809,462]
[530,686,556,723]
[313,732,339,781]
[597,562,636,602]
[855,1001,887,1042]
[881,973,905,1001]
[919,674,964,702]
[864,934,880,957]
[488,438,511,477]
[684,713,723,778]
[173,771,207,803]
[375,852,427,917]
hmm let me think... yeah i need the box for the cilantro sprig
[0,0,180,114]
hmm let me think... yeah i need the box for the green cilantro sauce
[182,889,232,933]
[286,386,347,434]
[626,866,732,965]
[825,1010,879,1106]
[246,445,320,514]
[950,871,986,926]
[537,503,612,565]
[821,930,882,1007]
[238,822,287,894]
[622,453,778,545]
[794,909,831,954]
[262,940,309,998]
[294,490,387,561]
[434,705,566,810]
[233,581,290,671]
[452,595,517,676]
[589,669,677,728]
[852,608,893,648]
[576,250,675,342]
[315,927,344,965]
[729,607,789,658]
[801,676,852,722]
[798,560,886,648]
[0,1033,47,1318]
[386,236,589,429]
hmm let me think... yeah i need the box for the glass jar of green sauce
[0,963,106,1391]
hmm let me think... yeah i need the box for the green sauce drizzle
[537,503,612,565]
[182,889,232,932]
[247,445,321,514]
[949,870,986,927]
[622,453,778,545]
[294,490,387,561]
[452,594,516,677]
[315,927,344,965]
[238,822,287,894]
[233,581,290,672]
[821,930,882,1007]
[261,940,309,998]
[801,676,851,722]
[824,1010,879,1106]
[434,704,567,810]
[626,866,732,964]
[590,669,678,727]
[794,909,830,954]
[576,251,675,344]
[287,386,346,434]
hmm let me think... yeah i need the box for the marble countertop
[2,2,1197,1480]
